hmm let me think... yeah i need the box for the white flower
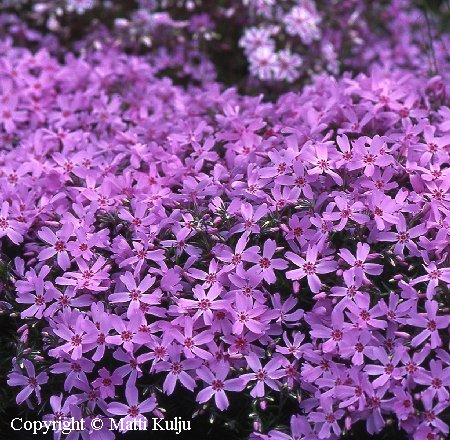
[249,46,277,81]
[274,49,303,82]
[284,2,321,44]
[65,0,96,14]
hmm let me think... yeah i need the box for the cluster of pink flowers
[1,19,449,437]
[239,0,450,84]
[240,0,330,82]
[3,1,449,90]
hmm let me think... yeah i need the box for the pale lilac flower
[415,360,450,402]
[92,368,123,399]
[7,359,48,404]
[364,347,404,388]
[249,47,277,81]
[377,213,426,256]
[309,397,344,439]
[107,385,157,433]
[284,3,321,44]
[411,262,450,299]
[154,345,200,395]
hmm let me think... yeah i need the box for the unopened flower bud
[20,329,29,343]
[153,409,165,418]
[115,18,130,29]
[253,420,261,432]
[345,416,352,430]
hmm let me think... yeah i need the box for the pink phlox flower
[56,256,109,291]
[176,283,229,325]
[160,226,200,257]
[15,265,55,319]
[408,300,450,348]
[415,360,450,402]
[51,314,88,360]
[153,344,201,395]
[166,317,214,360]
[268,184,301,210]
[248,239,288,284]
[214,234,260,272]
[278,159,315,199]
[352,135,393,177]
[196,363,245,411]
[82,303,113,361]
[119,201,153,232]
[276,332,305,359]
[411,261,450,299]
[241,352,285,397]
[106,314,144,353]
[376,213,426,256]
[231,294,272,335]
[286,245,337,293]
[109,271,161,318]
[419,392,449,436]
[227,265,266,303]
[284,214,315,246]
[230,201,268,235]
[304,142,343,186]
[0,200,23,244]
[188,259,225,288]
[339,242,383,282]
[270,293,304,327]
[345,292,387,329]
[50,354,94,392]
[38,222,74,270]
[323,195,369,231]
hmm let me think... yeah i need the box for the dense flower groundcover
[0,1,449,439]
